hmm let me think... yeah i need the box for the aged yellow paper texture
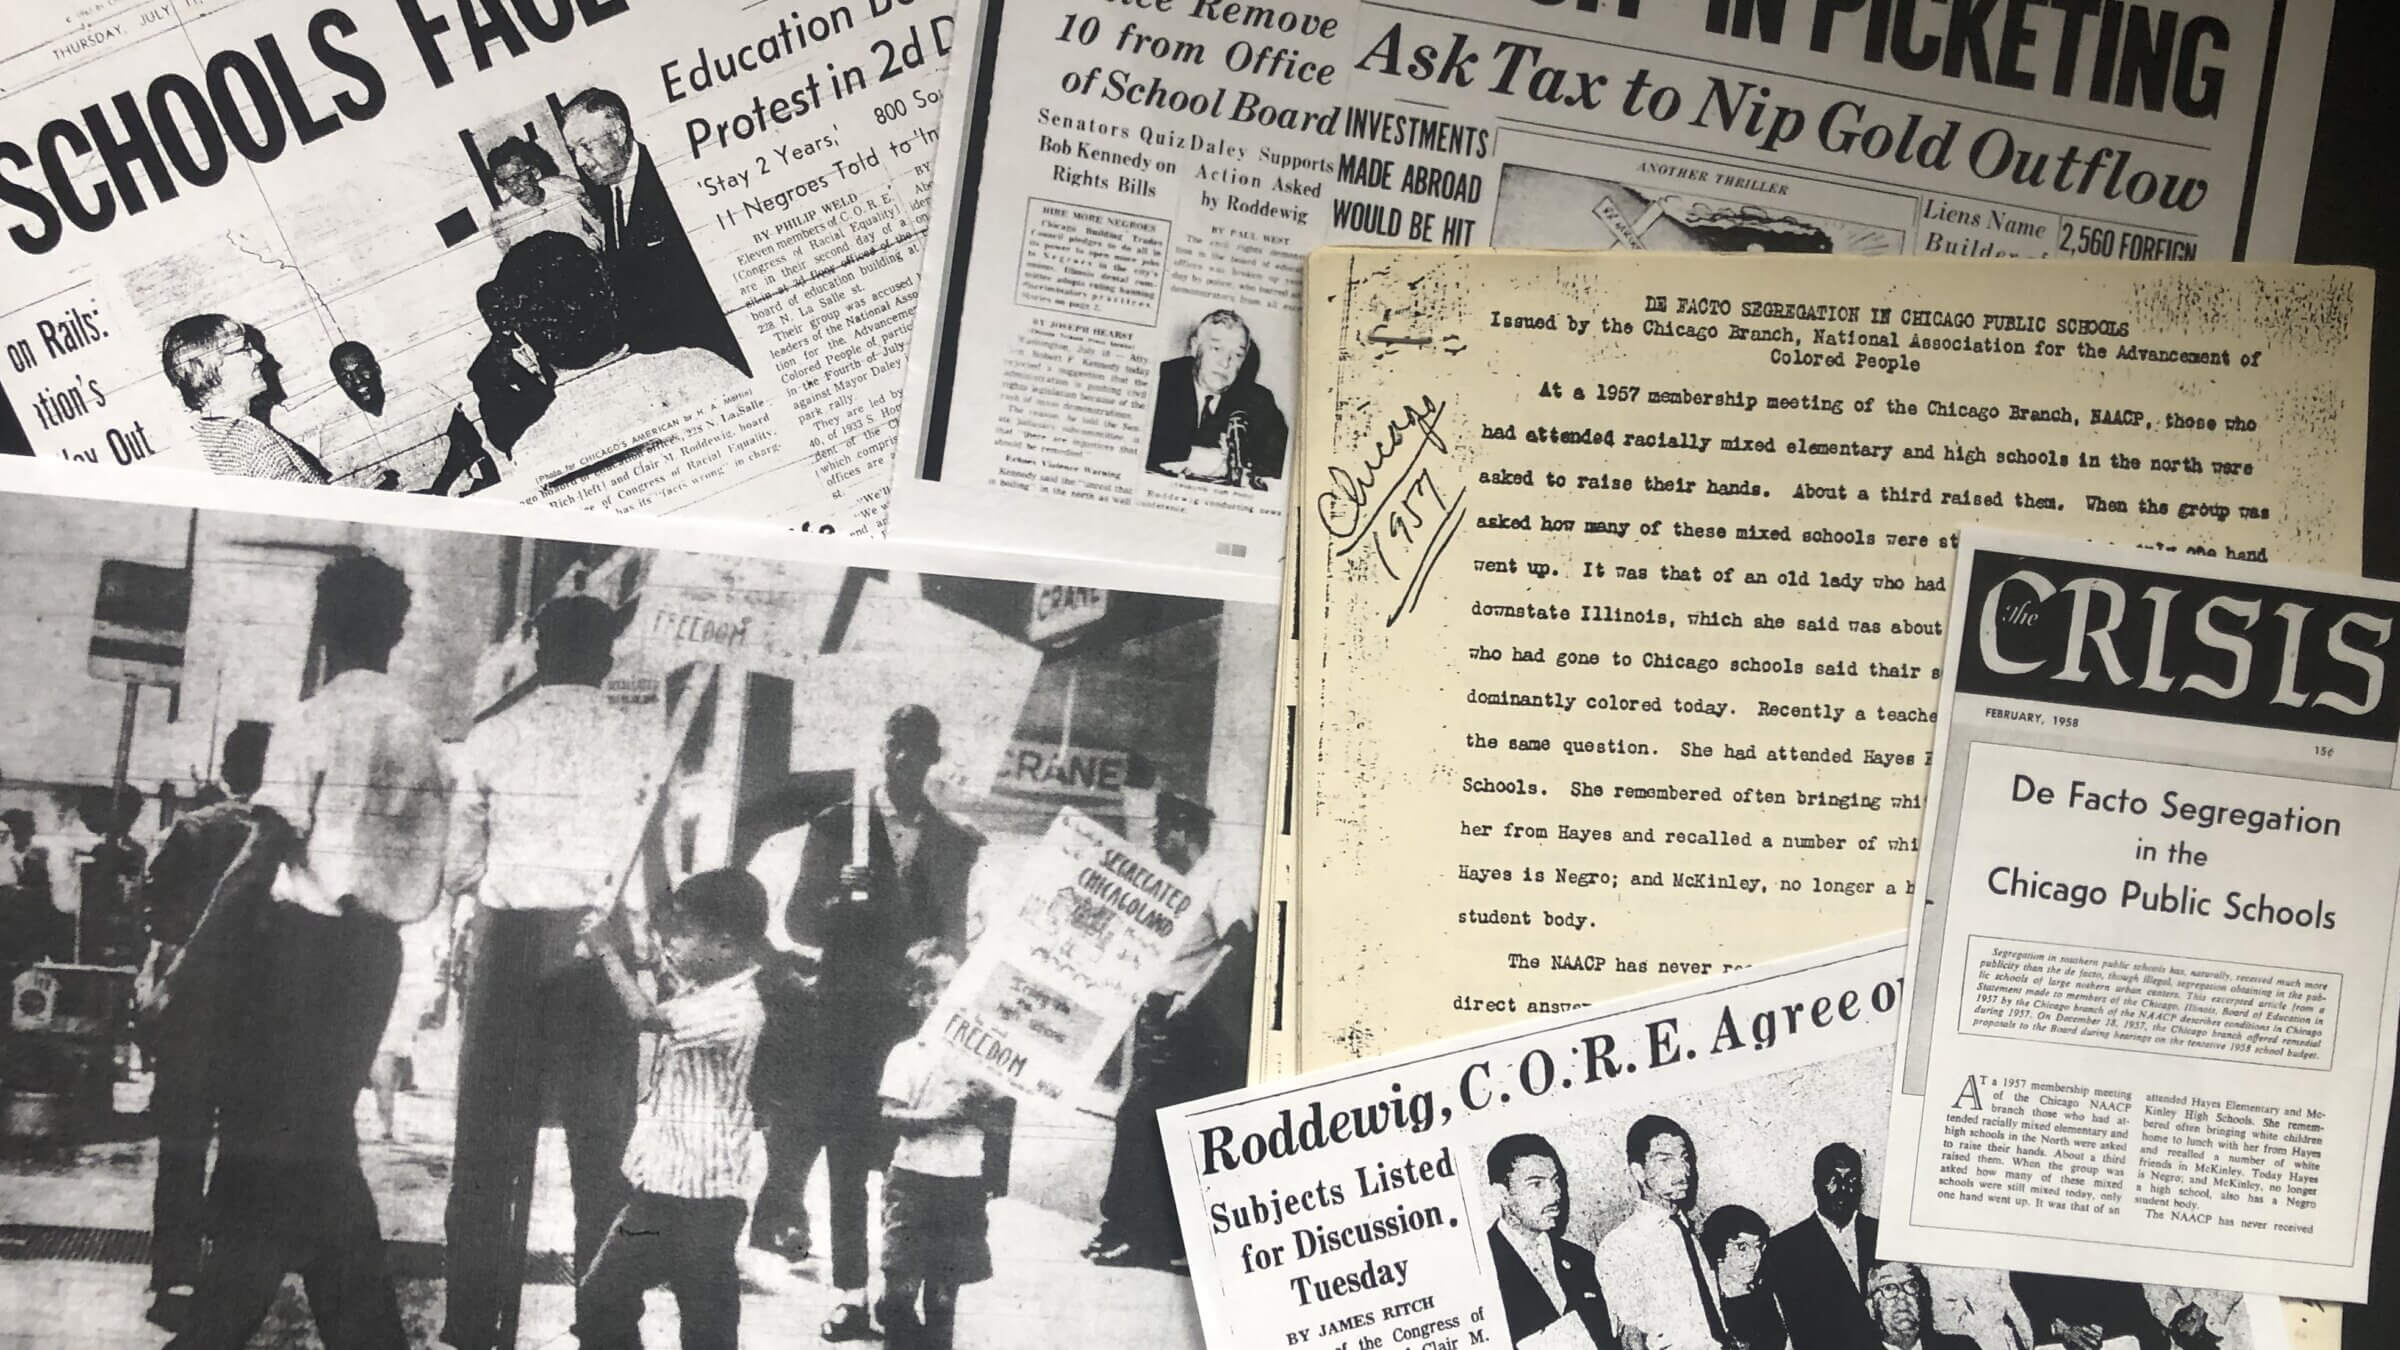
[1281,251,2369,1077]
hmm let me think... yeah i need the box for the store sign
[88,560,190,687]
[1025,585,1108,644]
[993,739,1128,802]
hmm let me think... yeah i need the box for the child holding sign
[877,939,1012,1350]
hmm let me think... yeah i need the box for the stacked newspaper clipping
[1880,532,2400,1302]
[0,0,955,528]
[0,0,2388,1345]
[896,0,2332,575]
[1162,936,2286,1350]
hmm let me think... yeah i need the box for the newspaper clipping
[1878,532,2400,1303]
[1164,936,2284,1350]
[0,0,953,530]
[892,0,2333,575]
[0,463,1274,1348]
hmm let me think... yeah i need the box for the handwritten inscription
[1318,395,1466,626]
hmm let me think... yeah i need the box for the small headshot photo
[1145,308,1286,490]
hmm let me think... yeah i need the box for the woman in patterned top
[160,314,330,484]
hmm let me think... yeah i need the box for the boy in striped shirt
[574,870,771,1350]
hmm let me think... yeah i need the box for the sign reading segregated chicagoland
[928,807,1203,1104]
[88,559,190,687]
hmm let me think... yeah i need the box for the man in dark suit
[1866,1263,1983,1350]
[1144,309,1286,486]
[1770,1142,1879,1350]
[1485,1134,1618,1349]
[465,280,553,456]
[766,704,981,1341]
[560,87,749,375]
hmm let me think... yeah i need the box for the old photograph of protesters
[1465,1050,2260,1350]
[440,591,651,1350]
[2,806,59,964]
[0,490,1274,1349]
[1144,309,1287,490]
[758,702,985,1341]
[137,722,269,1321]
[170,550,452,1348]
[570,870,771,1350]
[875,939,1007,1350]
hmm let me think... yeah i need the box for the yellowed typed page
[1289,251,2369,1071]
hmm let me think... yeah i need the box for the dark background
[2302,5,2398,1343]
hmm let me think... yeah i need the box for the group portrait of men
[160,84,750,497]
[1483,1120,2238,1350]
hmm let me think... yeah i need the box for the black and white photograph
[125,84,755,504]
[0,486,1273,1349]
[1142,309,1288,492]
[1489,166,1906,256]
[1468,1048,2256,1350]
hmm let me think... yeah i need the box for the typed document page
[1282,250,2368,1075]
[1877,532,2400,1302]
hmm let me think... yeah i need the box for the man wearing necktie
[1485,1134,1619,1350]
[1142,309,1288,485]
[1595,1115,1733,1350]
[560,87,750,376]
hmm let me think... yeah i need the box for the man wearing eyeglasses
[160,315,332,485]
[1864,1263,1981,1350]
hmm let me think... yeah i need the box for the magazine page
[1878,530,2400,1302]
[890,0,2334,577]
[0,459,1277,1347]
[0,0,952,530]
[1165,936,2287,1350]
[1275,248,2367,1076]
